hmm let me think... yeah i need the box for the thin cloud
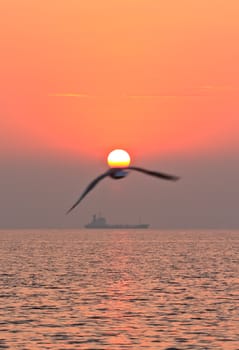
[198,85,239,92]
[48,86,238,99]
[126,94,201,98]
[49,93,202,99]
[48,93,91,98]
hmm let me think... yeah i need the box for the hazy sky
[1,0,239,228]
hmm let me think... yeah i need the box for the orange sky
[1,0,239,160]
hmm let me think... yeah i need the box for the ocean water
[0,229,238,350]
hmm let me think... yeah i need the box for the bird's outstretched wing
[66,170,110,214]
[128,166,180,181]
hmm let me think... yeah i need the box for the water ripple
[0,229,239,349]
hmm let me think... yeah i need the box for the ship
[85,214,149,229]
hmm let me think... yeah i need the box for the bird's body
[109,168,129,179]
[67,166,179,214]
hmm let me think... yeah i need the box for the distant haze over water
[1,153,239,229]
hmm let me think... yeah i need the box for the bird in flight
[67,149,179,214]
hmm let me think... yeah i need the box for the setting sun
[107,149,131,168]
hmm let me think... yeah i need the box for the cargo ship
[85,214,149,229]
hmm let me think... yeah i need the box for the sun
[107,149,131,168]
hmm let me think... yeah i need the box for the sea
[0,229,238,350]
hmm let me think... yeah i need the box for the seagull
[67,166,179,214]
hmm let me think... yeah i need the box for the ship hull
[85,215,149,229]
[85,224,149,229]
